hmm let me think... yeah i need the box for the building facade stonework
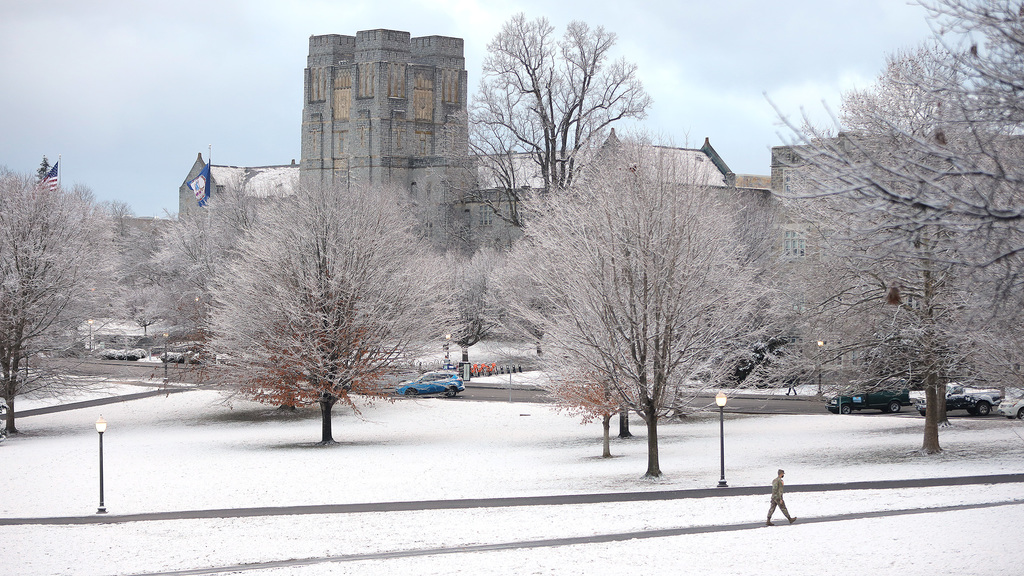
[300,31,470,197]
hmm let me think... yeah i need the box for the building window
[441,69,460,103]
[477,205,492,226]
[790,294,806,314]
[388,63,406,98]
[335,131,346,154]
[359,62,375,98]
[784,230,806,258]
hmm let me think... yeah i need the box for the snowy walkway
[3,473,1022,526]
[123,498,1024,576]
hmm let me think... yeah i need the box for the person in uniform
[767,469,797,526]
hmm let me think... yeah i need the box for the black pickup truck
[827,389,912,414]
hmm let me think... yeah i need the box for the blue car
[396,370,465,397]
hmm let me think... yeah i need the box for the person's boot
[766,520,774,526]
[788,517,797,524]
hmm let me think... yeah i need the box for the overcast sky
[0,0,936,217]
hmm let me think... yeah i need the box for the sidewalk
[4,473,1021,526]
[121,499,1023,576]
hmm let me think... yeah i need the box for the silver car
[998,397,1024,419]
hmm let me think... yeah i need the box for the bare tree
[776,1,1024,288]
[447,248,503,362]
[210,183,447,444]
[506,138,762,477]
[155,186,262,359]
[777,46,983,453]
[545,365,621,458]
[471,14,652,226]
[0,169,110,433]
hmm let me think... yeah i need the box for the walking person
[766,469,797,526]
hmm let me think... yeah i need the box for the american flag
[42,161,59,190]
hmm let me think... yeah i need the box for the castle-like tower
[300,30,469,194]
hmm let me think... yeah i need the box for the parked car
[917,384,1001,417]
[396,370,465,397]
[998,396,1024,419]
[827,389,912,414]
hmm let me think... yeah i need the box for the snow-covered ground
[4,379,1024,576]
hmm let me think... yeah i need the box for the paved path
[11,386,192,418]
[4,473,1021,526]
[120,499,1023,576]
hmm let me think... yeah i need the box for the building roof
[211,163,299,198]
[475,134,736,190]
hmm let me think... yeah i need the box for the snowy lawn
[4,384,1024,576]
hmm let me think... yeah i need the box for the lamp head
[95,416,107,434]
[715,391,727,407]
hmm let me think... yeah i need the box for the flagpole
[57,154,61,188]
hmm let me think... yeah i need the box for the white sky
[0,0,935,216]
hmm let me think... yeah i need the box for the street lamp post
[88,319,94,351]
[444,334,451,364]
[816,340,825,396]
[95,416,107,514]
[716,391,728,488]
[163,332,169,382]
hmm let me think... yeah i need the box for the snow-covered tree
[447,248,503,362]
[0,168,110,433]
[777,45,985,453]
[545,365,621,458]
[507,138,763,477]
[210,183,447,444]
[471,13,652,226]
[35,157,51,183]
[155,186,261,357]
[777,1,1024,289]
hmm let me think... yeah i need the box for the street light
[817,340,825,395]
[95,416,108,514]
[715,391,728,488]
[88,319,94,351]
[163,333,169,382]
[444,333,452,364]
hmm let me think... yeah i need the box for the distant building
[178,154,299,217]
[178,28,771,253]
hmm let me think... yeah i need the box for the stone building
[299,30,469,193]
[178,154,299,217]
[178,28,771,253]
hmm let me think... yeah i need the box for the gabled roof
[210,164,299,198]
[474,133,735,191]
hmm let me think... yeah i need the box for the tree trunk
[3,395,14,434]
[936,380,949,427]
[3,372,17,434]
[618,407,632,438]
[643,413,661,477]
[318,393,338,444]
[602,414,612,458]
[922,373,942,454]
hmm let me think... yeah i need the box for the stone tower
[300,29,469,196]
